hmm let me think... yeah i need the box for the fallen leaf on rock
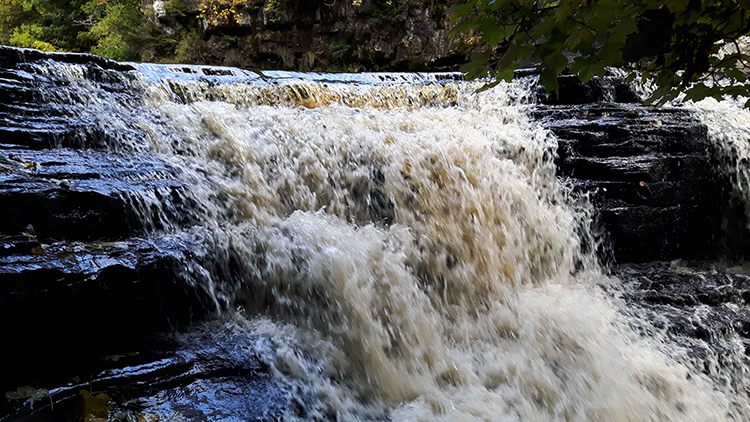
[77,390,112,422]
[5,386,49,401]
[22,161,39,171]
[31,245,47,255]
[104,354,126,362]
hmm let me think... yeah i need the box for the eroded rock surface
[0,149,194,240]
[4,323,306,422]
[0,48,222,411]
[615,261,750,395]
[530,88,747,262]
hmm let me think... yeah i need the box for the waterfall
[3,52,749,421]
[695,99,750,230]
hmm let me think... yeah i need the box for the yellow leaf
[77,390,112,422]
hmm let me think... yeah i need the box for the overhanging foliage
[451,0,750,106]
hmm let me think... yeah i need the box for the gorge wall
[141,0,472,72]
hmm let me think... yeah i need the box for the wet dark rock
[0,235,221,397]
[543,75,642,105]
[0,149,194,240]
[0,46,136,73]
[530,102,744,262]
[0,225,289,421]
[617,261,750,308]
[0,61,212,405]
[2,324,308,422]
[0,47,144,150]
[615,261,750,383]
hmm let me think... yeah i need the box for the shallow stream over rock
[2,46,750,421]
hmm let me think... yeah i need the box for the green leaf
[452,2,476,17]
[571,58,606,82]
[724,85,750,98]
[664,0,688,14]
[564,27,594,51]
[683,83,710,102]
[533,11,561,38]
[726,67,748,82]
[497,67,515,82]
[449,0,750,108]
[599,42,623,64]
[481,23,515,45]
[460,51,492,80]
[609,19,638,45]
[538,41,563,59]
[540,67,560,94]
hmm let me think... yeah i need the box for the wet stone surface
[3,322,307,422]
[529,101,745,262]
[0,235,210,397]
[0,48,233,416]
[0,149,195,240]
[614,261,750,390]
[0,46,143,150]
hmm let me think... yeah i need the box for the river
[2,52,750,421]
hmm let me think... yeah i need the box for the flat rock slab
[2,321,312,422]
[0,46,143,150]
[0,234,221,397]
[0,148,193,241]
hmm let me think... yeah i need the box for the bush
[80,0,151,61]
[9,24,59,51]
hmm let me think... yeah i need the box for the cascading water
[3,53,750,421]
[695,98,750,231]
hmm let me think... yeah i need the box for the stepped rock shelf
[2,47,750,420]
[537,100,739,262]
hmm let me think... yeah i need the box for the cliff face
[142,0,472,71]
